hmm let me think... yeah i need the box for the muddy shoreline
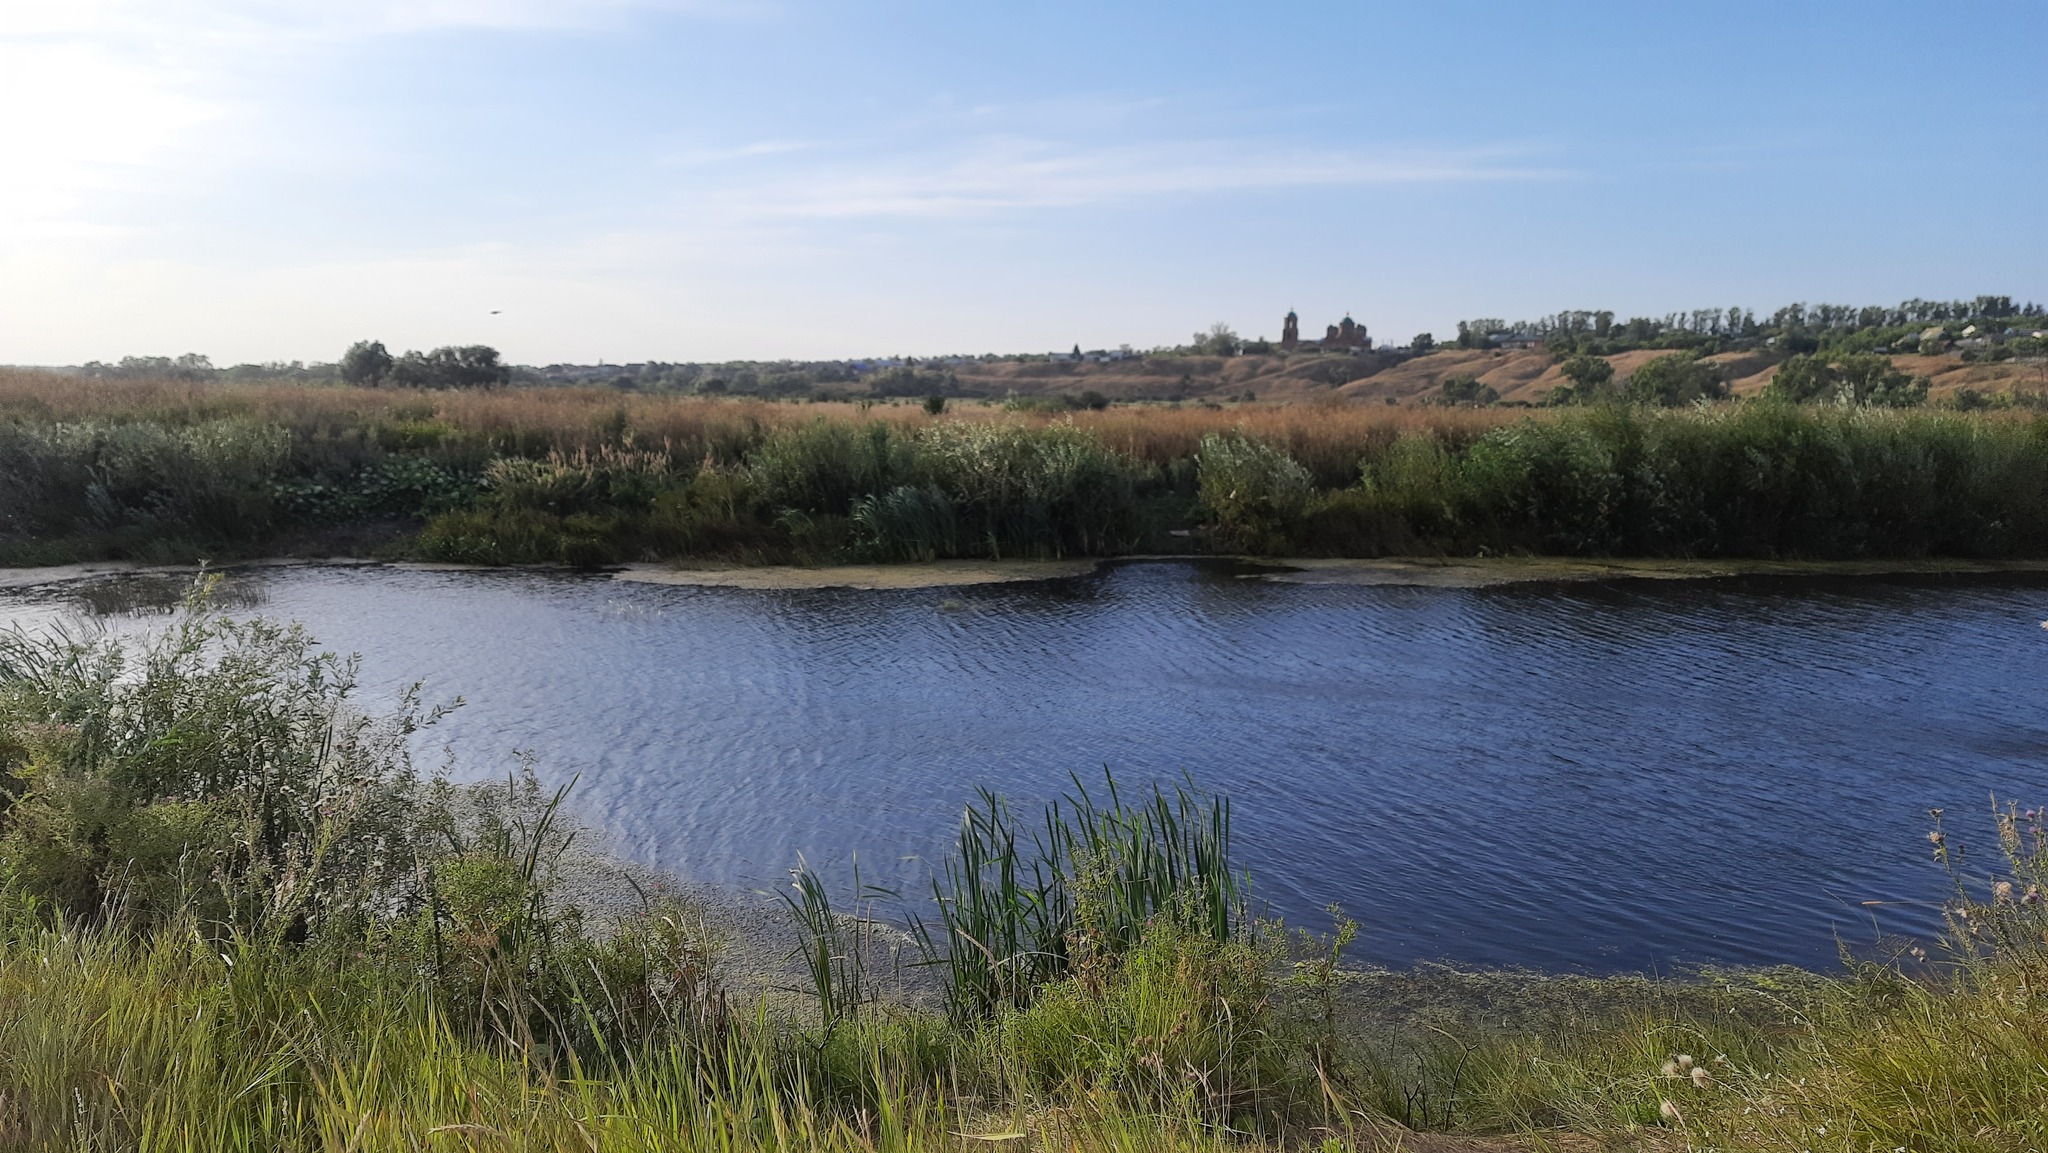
[8,553,2048,593]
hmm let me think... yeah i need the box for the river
[3,559,2043,972]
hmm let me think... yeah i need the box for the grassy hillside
[944,348,2047,406]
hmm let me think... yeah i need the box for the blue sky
[2,0,2043,364]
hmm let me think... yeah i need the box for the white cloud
[0,0,750,40]
[710,138,1563,220]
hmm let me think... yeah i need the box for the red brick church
[1280,310,1371,352]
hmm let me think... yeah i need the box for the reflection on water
[68,571,269,618]
[3,560,2044,973]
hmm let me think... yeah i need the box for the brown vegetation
[0,366,1517,464]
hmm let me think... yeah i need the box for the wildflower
[2026,886,2041,905]
[1910,946,1928,961]
[1661,1060,1681,1078]
[1994,881,2015,902]
[1660,1099,1682,1123]
[1676,1053,1694,1069]
[1691,1066,1713,1088]
[1928,831,1944,845]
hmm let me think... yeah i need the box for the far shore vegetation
[10,362,2048,569]
[0,583,2044,1150]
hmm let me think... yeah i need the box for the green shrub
[1438,375,1499,406]
[1623,352,1728,406]
[0,419,289,549]
[1765,352,1929,407]
[0,585,431,936]
[1195,432,1313,553]
[999,918,1290,1116]
[913,422,1141,558]
[482,444,682,517]
[913,774,1246,1024]
[747,420,909,515]
[1359,433,1473,546]
[850,485,958,562]
[273,456,480,523]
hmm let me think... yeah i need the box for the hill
[944,347,2047,406]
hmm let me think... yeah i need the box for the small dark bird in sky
[489,309,501,314]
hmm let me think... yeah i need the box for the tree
[1455,319,1504,350]
[340,340,393,387]
[1193,322,1241,357]
[1624,352,1727,406]
[390,345,511,389]
[922,394,947,415]
[1555,355,1614,403]
[80,354,217,381]
[1439,374,1498,406]
[1411,332,1436,353]
[1765,353,1928,407]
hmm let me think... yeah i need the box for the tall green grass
[912,774,1246,1023]
[1344,405,2048,559]
[10,400,2048,565]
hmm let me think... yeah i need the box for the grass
[13,368,2048,567]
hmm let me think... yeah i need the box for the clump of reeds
[912,773,1247,1023]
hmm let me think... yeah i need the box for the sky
[1,0,2044,365]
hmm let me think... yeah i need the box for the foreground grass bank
[2,588,2046,1151]
[10,370,2048,568]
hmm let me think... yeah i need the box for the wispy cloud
[686,137,1567,221]
[0,0,760,40]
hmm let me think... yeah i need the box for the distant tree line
[1448,348,1932,410]
[341,342,509,389]
[1453,295,2045,358]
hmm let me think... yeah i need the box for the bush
[999,918,1290,1116]
[747,420,909,515]
[1438,375,1499,407]
[273,456,480,523]
[0,419,289,554]
[1765,352,1929,407]
[1196,432,1313,553]
[1624,352,1727,406]
[0,586,433,936]
[911,422,1141,558]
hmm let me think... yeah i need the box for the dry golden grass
[0,368,1521,470]
[1059,403,1515,471]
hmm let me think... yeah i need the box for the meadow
[0,584,2045,1151]
[17,368,2048,569]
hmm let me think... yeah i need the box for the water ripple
[4,560,2046,972]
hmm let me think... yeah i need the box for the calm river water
[3,560,2044,973]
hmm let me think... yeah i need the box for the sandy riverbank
[7,554,2048,594]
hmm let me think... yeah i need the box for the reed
[912,773,1246,1023]
[14,368,2048,566]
